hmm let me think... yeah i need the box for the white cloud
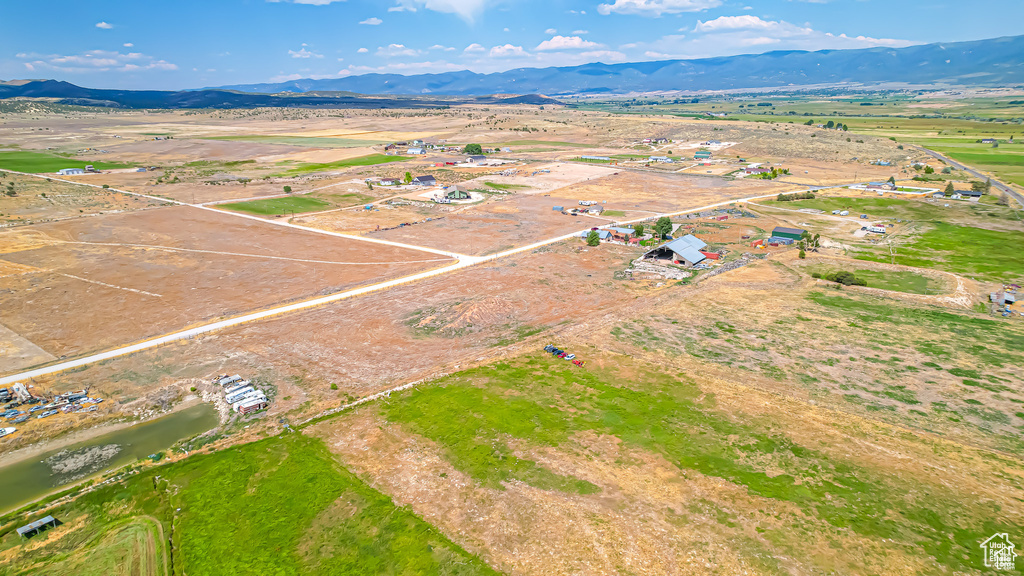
[357,47,369,53]
[359,17,383,25]
[694,14,794,32]
[463,43,485,52]
[95,21,113,29]
[535,36,602,51]
[392,0,491,22]
[692,15,910,48]
[430,44,456,51]
[597,0,721,17]
[17,50,176,73]
[123,42,133,47]
[288,47,324,58]
[545,28,557,34]
[572,30,589,35]
[388,4,415,11]
[376,43,420,57]
[636,15,914,60]
[489,44,528,58]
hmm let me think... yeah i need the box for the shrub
[586,230,600,246]
[283,185,292,193]
[820,270,867,286]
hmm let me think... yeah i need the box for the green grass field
[806,265,941,294]
[380,353,1018,572]
[483,181,529,191]
[219,196,332,215]
[274,154,409,177]
[22,518,165,576]
[0,151,133,173]
[313,191,375,206]
[856,221,1024,282]
[761,197,1024,281]
[1,434,498,576]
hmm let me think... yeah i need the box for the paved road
[0,185,807,386]
[918,146,1024,208]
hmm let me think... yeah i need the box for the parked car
[37,410,58,419]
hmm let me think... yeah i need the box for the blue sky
[2,0,1022,89]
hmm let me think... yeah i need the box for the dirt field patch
[0,205,454,356]
[0,173,163,225]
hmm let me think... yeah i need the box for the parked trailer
[223,383,251,396]
[218,375,242,387]
[236,398,268,415]
[225,387,255,404]
[231,391,266,410]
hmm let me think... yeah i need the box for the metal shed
[17,516,59,538]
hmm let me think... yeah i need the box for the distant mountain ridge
[0,81,558,109]
[215,35,1024,96]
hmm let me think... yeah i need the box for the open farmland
[1,93,1023,576]
[0,172,165,225]
[0,433,497,576]
[0,205,454,359]
[0,151,133,174]
[755,195,1024,282]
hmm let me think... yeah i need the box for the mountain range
[0,81,556,109]
[216,35,1024,96]
[1,35,1021,108]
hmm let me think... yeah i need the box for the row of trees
[804,119,849,131]
[776,191,815,201]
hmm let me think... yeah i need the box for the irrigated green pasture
[274,154,410,177]
[218,196,332,215]
[0,434,497,576]
[0,151,133,173]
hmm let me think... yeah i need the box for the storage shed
[771,226,806,241]
[17,516,59,538]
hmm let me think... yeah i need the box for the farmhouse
[407,147,426,155]
[744,167,771,175]
[607,227,635,242]
[958,189,984,198]
[771,226,806,241]
[411,175,436,186]
[588,205,604,215]
[643,234,709,267]
[579,229,612,241]
[981,138,997,144]
[57,168,85,175]
[465,155,487,164]
[648,156,673,163]
[866,181,896,191]
[379,178,399,186]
